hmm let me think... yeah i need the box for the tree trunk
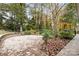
[76,4,79,19]
[52,4,58,38]
[20,25,23,32]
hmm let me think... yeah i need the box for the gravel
[0,35,47,56]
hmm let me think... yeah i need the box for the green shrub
[24,30,31,35]
[24,29,37,35]
[59,29,75,39]
[40,29,53,44]
[41,29,53,38]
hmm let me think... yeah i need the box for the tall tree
[8,3,27,32]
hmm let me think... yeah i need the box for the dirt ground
[0,34,70,56]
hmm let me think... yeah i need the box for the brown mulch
[41,38,71,56]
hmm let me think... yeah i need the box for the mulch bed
[41,38,71,56]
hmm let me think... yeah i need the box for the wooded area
[0,3,79,56]
[0,3,78,37]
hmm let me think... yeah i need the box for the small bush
[41,29,53,38]
[40,29,54,44]
[24,29,37,35]
[59,29,75,39]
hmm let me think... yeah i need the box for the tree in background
[9,3,27,32]
[0,3,27,32]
